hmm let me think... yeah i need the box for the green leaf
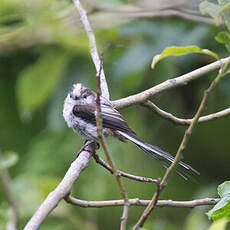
[218,181,230,198]
[211,202,230,221]
[207,198,230,220]
[207,181,230,220]
[200,0,230,31]
[151,46,218,69]
[16,49,68,113]
[215,31,230,52]
[219,0,230,31]
[199,1,223,25]
[0,151,18,170]
[208,218,229,230]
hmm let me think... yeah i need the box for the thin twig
[65,195,220,208]
[144,101,230,126]
[0,151,18,230]
[93,153,159,183]
[23,142,96,230]
[72,0,110,99]
[95,63,129,230]
[112,56,230,109]
[133,58,230,230]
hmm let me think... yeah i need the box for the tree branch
[23,142,96,230]
[84,0,219,26]
[133,58,230,229]
[112,56,230,109]
[96,64,129,230]
[72,0,110,99]
[126,9,219,26]
[93,153,159,183]
[0,151,18,230]
[144,100,230,126]
[65,195,220,208]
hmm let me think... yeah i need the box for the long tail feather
[118,131,199,177]
[137,145,192,180]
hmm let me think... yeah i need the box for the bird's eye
[81,89,91,99]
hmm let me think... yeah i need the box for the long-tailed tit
[63,83,199,178]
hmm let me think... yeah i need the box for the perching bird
[63,83,199,178]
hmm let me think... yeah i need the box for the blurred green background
[0,0,230,229]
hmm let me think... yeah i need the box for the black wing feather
[73,102,135,134]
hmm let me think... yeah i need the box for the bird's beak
[70,91,79,100]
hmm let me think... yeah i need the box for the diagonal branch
[96,64,129,230]
[65,195,220,208]
[93,153,159,183]
[112,56,230,109]
[72,0,110,99]
[144,100,230,126]
[23,142,96,230]
[133,58,230,229]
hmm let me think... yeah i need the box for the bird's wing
[72,98,135,134]
[100,100,136,134]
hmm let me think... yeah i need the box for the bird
[63,83,199,178]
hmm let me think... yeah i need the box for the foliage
[207,181,230,221]
[200,0,230,53]
[200,0,230,27]
[199,1,230,225]
[0,0,230,229]
[151,45,219,69]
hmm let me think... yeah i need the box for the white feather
[72,83,82,98]
[118,131,173,162]
[117,131,156,151]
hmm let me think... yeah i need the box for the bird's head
[68,83,96,105]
